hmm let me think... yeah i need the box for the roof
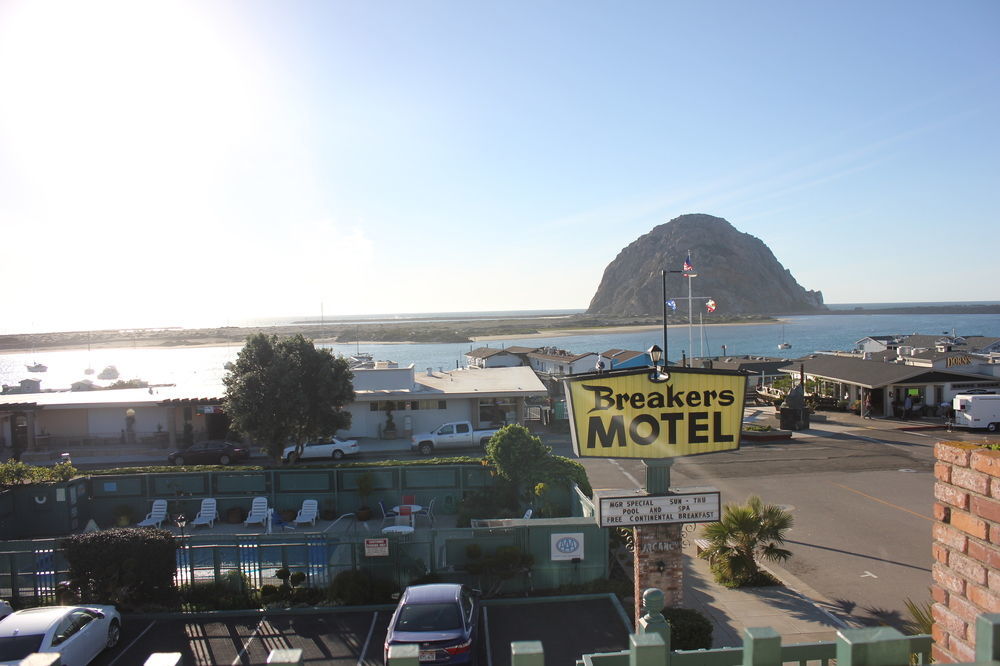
[527,349,596,363]
[464,347,516,359]
[504,346,540,355]
[602,349,645,362]
[778,355,996,388]
[411,366,547,398]
[0,384,225,410]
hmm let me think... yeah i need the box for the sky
[1,1,998,334]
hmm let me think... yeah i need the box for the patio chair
[380,501,398,527]
[294,499,319,527]
[270,508,296,532]
[137,499,168,528]
[189,498,218,529]
[522,508,533,519]
[415,498,435,526]
[244,497,270,527]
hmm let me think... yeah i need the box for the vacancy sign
[598,490,721,527]
[564,366,746,459]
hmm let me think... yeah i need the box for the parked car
[167,440,250,466]
[0,604,121,665]
[410,421,501,456]
[384,584,480,665]
[282,437,360,463]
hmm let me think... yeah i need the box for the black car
[167,440,250,466]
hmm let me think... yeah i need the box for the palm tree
[698,495,793,588]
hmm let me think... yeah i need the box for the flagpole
[688,266,694,364]
[661,269,668,364]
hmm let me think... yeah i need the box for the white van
[952,394,1000,431]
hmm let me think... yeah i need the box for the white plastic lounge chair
[294,499,318,527]
[189,498,218,529]
[244,496,270,527]
[137,499,168,528]
[522,508,533,519]
[415,498,436,526]
[380,501,398,527]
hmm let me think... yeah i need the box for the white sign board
[550,533,585,561]
[364,538,389,557]
[598,489,720,527]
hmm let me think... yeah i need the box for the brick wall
[633,523,683,626]
[932,441,1000,663]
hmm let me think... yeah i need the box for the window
[456,423,470,434]
[439,425,454,435]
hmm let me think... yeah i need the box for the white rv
[952,394,1000,432]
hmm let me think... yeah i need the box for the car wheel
[989,423,998,433]
[419,442,433,456]
[106,619,121,649]
[173,456,185,466]
[219,455,231,465]
[332,449,344,460]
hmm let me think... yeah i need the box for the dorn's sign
[564,366,746,459]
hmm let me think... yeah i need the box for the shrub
[663,608,713,650]
[329,569,395,605]
[62,528,177,610]
[181,573,258,611]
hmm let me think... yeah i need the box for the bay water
[2,311,999,391]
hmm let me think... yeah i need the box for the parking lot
[92,596,632,666]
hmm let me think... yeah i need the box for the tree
[484,424,592,514]
[223,333,355,462]
[698,495,793,588]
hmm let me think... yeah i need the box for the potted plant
[355,471,375,521]
[383,404,397,439]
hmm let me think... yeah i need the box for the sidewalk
[682,539,847,648]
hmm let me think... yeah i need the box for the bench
[694,539,711,555]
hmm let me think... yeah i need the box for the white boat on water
[98,365,119,380]
[26,362,47,372]
[777,324,791,350]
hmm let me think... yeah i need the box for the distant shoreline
[1,304,996,354]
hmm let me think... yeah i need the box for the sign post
[563,365,745,620]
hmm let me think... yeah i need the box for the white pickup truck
[410,421,501,455]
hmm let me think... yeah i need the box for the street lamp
[647,345,669,383]
[648,345,663,367]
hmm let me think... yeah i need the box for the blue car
[384,584,480,665]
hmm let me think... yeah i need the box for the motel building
[0,366,547,455]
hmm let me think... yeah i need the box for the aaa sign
[564,366,746,459]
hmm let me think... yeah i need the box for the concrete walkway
[682,539,846,648]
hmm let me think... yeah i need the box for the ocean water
[2,309,999,392]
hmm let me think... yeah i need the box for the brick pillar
[632,523,683,626]
[932,441,1000,663]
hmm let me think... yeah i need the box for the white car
[0,605,121,666]
[282,437,360,462]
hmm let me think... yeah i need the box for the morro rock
[587,214,824,316]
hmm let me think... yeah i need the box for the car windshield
[0,634,45,660]
[396,603,462,631]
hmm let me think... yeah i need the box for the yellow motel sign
[564,366,746,459]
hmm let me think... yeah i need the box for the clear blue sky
[1,1,997,333]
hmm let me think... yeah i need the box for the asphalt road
[575,415,993,630]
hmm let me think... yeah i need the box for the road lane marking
[610,459,642,488]
[483,606,493,666]
[107,619,156,666]
[831,482,933,522]
[861,571,878,578]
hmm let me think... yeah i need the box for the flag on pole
[665,299,677,311]
[705,299,717,313]
[682,252,694,273]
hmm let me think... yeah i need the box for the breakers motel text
[565,366,746,459]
